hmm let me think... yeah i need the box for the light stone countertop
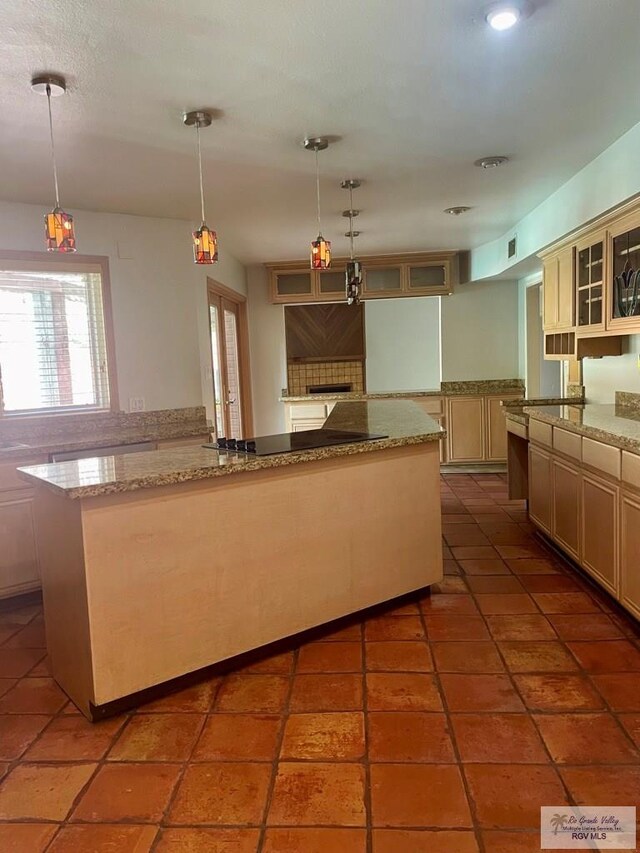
[524,403,640,456]
[281,378,525,402]
[0,407,210,463]
[503,398,584,428]
[18,400,445,500]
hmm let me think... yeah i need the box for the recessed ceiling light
[444,206,471,216]
[474,156,509,169]
[485,2,526,30]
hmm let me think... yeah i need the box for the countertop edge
[17,429,445,500]
[525,407,640,457]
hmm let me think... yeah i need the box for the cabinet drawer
[553,427,582,461]
[289,404,327,420]
[582,437,621,480]
[529,418,552,447]
[622,451,640,490]
[507,420,527,440]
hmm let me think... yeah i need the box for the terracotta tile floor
[0,473,639,852]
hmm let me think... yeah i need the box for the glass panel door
[222,299,243,439]
[208,292,247,440]
[209,301,225,438]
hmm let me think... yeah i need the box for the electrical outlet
[129,397,145,412]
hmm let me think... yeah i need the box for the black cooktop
[203,428,387,457]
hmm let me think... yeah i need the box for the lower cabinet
[582,472,619,596]
[0,489,40,599]
[528,419,640,621]
[528,444,552,533]
[447,394,523,464]
[552,458,581,562]
[447,397,484,462]
[620,490,640,619]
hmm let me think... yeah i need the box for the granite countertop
[18,400,445,500]
[0,408,210,463]
[524,403,640,455]
[281,378,525,402]
[503,397,584,428]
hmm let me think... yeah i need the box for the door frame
[207,278,254,437]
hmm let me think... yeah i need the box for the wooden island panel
[35,440,441,717]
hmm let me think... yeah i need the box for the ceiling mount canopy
[341,178,363,306]
[304,137,331,270]
[184,109,218,265]
[32,73,76,253]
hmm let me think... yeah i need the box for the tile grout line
[254,647,298,852]
[360,619,373,853]
[417,591,487,853]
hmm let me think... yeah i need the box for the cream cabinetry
[267,252,457,304]
[447,397,484,462]
[582,472,619,596]
[284,401,336,432]
[528,417,639,620]
[0,456,47,599]
[551,458,581,562]
[446,394,523,463]
[543,246,574,332]
[620,490,640,619]
[528,444,552,533]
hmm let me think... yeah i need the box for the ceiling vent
[508,236,517,259]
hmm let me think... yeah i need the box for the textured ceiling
[1,0,640,263]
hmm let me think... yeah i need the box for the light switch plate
[129,397,145,412]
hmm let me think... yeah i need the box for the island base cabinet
[581,473,619,596]
[528,444,552,533]
[33,442,443,718]
[552,459,581,563]
[621,491,640,620]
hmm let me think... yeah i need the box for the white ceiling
[1,0,640,264]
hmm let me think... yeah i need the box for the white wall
[246,266,287,435]
[582,335,640,404]
[365,297,441,392]
[440,279,520,382]
[472,119,640,281]
[0,200,246,415]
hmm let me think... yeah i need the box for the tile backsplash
[287,360,365,395]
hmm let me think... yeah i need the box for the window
[0,257,116,415]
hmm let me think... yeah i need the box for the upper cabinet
[543,246,574,332]
[267,252,458,304]
[576,231,605,333]
[608,208,640,333]
[540,197,640,357]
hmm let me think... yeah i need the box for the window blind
[0,265,111,414]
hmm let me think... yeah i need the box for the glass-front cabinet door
[317,268,346,300]
[362,266,402,297]
[608,211,640,331]
[407,262,449,295]
[272,271,313,302]
[576,231,605,332]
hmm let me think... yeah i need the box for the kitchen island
[19,400,444,719]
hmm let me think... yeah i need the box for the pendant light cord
[315,147,322,235]
[196,121,206,224]
[46,84,61,209]
[348,183,355,259]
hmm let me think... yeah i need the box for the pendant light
[184,110,218,264]
[304,137,331,269]
[31,75,76,253]
[342,179,362,305]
